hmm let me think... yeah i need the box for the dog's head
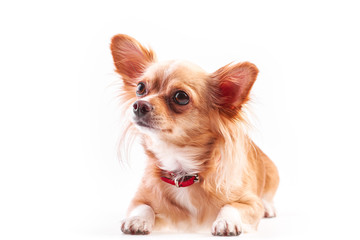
[110,34,258,145]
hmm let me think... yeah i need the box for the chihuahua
[110,34,279,236]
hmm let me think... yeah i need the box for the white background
[1,1,360,239]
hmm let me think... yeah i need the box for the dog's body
[110,34,279,236]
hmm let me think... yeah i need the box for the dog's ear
[110,34,156,85]
[212,62,259,109]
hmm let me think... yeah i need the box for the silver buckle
[174,174,199,188]
[174,178,180,188]
[193,174,199,183]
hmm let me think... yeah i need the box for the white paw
[121,216,152,235]
[212,218,242,236]
[262,199,276,218]
[212,205,242,236]
[121,204,155,235]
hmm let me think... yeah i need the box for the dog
[110,34,279,236]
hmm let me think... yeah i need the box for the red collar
[160,172,199,188]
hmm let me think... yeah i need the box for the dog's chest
[150,142,199,215]
[151,142,199,173]
[171,187,198,215]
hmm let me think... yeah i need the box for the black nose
[133,100,153,118]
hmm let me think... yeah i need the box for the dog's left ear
[212,62,259,108]
[110,34,156,85]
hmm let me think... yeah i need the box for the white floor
[68,211,301,240]
[67,210,357,240]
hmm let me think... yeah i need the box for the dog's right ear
[110,34,156,85]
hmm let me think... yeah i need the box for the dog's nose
[133,100,153,117]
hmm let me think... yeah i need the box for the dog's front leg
[212,198,264,236]
[121,204,155,235]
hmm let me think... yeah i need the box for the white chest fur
[150,140,201,174]
[149,140,200,216]
[172,187,198,216]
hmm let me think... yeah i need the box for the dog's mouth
[133,118,160,130]
[135,120,155,129]
[133,119,172,133]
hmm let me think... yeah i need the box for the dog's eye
[136,82,146,96]
[173,91,189,105]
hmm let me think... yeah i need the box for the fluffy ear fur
[212,62,259,109]
[110,34,156,85]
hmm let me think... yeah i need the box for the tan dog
[110,34,279,236]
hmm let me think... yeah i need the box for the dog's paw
[262,199,276,218]
[121,216,152,235]
[211,218,242,236]
[212,205,243,236]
